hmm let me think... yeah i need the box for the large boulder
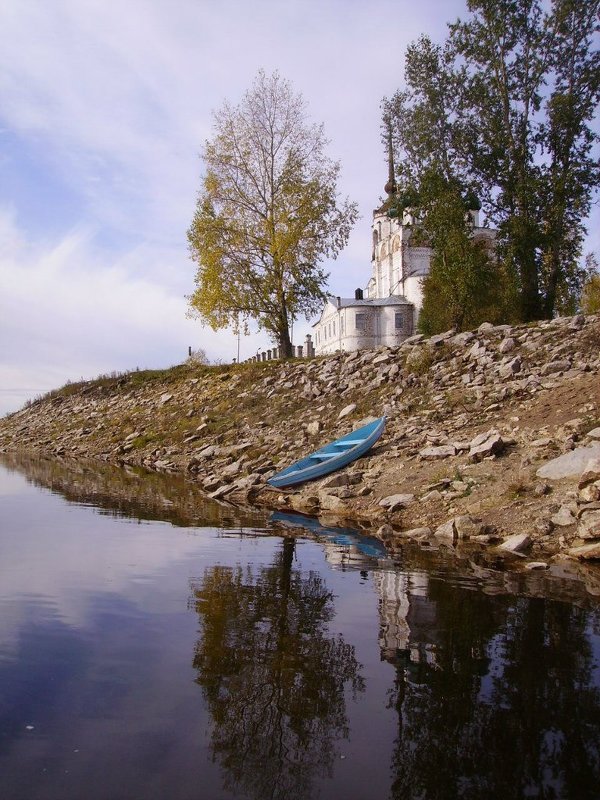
[536,445,600,481]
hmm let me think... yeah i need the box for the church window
[340,315,344,334]
[395,311,405,330]
[333,320,336,336]
[355,313,366,331]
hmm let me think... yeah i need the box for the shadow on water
[4,451,600,799]
[0,450,268,530]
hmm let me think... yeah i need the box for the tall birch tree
[187,71,358,357]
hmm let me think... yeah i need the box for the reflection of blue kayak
[267,416,386,488]
[271,511,388,558]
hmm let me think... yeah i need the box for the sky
[0,0,598,416]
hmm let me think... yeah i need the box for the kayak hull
[267,416,386,489]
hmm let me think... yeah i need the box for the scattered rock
[419,444,457,460]
[579,458,600,488]
[551,506,577,527]
[578,510,600,539]
[469,430,505,462]
[338,404,356,419]
[453,515,485,539]
[499,533,531,553]
[536,445,600,480]
[3,312,600,564]
[498,337,516,354]
[379,493,416,511]
[567,542,600,561]
[318,492,348,512]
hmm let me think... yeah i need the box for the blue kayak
[267,416,386,488]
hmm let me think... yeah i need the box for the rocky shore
[2,314,600,565]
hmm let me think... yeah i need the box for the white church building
[313,155,493,356]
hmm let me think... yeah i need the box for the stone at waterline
[536,445,600,480]
[453,515,485,539]
[400,527,433,540]
[318,493,348,512]
[499,533,531,553]
[434,519,457,540]
[567,541,600,560]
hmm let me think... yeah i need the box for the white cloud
[0,209,246,413]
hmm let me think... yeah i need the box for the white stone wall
[403,275,424,313]
[313,302,414,355]
[378,305,414,347]
[314,305,380,355]
[313,301,344,354]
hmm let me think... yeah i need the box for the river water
[2,453,600,800]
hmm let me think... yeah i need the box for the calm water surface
[2,454,600,800]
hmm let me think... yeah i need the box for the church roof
[313,294,413,327]
[327,294,413,309]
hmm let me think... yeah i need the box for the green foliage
[582,275,600,314]
[385,0,600,323]
[414,172,511,333]
[404,345,435,375]
[187,71,358,357]
[581,254,600,314]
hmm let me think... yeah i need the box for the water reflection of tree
[389,582,600,799]
[189,538,364,800]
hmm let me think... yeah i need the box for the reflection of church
[313,143,494,356]
[373,570,441,670]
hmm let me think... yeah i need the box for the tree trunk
[543,243,562,320]
[277,293,294,357]
[512,213,542,322]
[278,332,293,358]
